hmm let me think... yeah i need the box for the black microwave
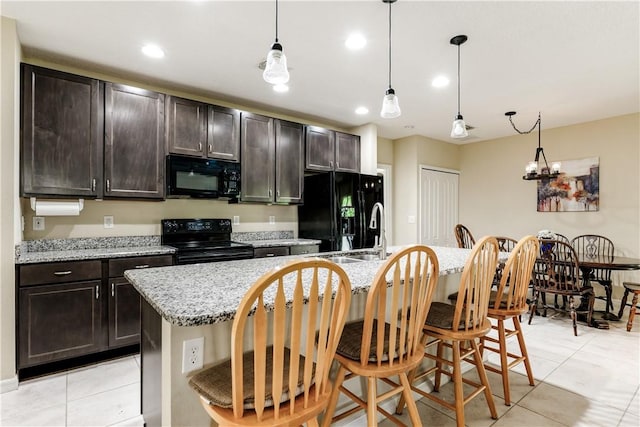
[166,155,240,199]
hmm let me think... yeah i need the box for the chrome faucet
[369,202,386,260]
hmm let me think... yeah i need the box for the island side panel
[141,298,162,427]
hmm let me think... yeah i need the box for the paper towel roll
[34,200,82,216]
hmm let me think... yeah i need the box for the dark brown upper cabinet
[104,83,165,199]
[304,126,360,173]
[335,131,361,173]
[21,64,103,197]
[240,112,275,203]
[208,105,240,161]
[166,96,207,157]
[166,96,240,162]
[275,120,304,204]
[305,126,335,172]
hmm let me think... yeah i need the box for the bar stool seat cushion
[189,346,309,409]
[336,319,403,362]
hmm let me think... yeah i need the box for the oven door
[175,248,254,265]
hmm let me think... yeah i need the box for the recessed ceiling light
[432,75,449,88]
[345,33,367,50]
[141,44,165,58]
[273,84,289,93]
[355,106,369,115]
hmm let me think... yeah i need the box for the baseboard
[0,375,19,393]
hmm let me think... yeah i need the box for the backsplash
[16,235,161,257]
[231,231,294,242]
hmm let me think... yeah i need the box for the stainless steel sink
[347,253,383,261]
[323,256,363,264]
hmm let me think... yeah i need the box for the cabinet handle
[53,270,72,276]
[276,190,280,198]
[268,189,272,197]
[208,144,213,153]
[330,160,334,168]
[111,283,115,297]
[95,285,100,300]
[92,178,96,191]
[106,179,111,192]
[336,162,340,168]
[266,253,275,257]
[198,142,202,151]
[135,264,150,269]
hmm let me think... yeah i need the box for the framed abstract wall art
[537,157,599,212]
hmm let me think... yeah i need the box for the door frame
[418,164,460,246]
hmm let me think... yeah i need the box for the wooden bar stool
[617,282,640,332]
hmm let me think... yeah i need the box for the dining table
[576,253,640,323]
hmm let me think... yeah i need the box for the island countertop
[125,245,480,327]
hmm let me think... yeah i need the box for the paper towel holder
[30,197,84,216]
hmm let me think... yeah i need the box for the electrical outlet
[33,216,45,231]
[104,215,114,228]
[182,337,204,374]
[269,215,275,224]
[233,215,240,225]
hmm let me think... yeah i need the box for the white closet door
[420,167,459,247]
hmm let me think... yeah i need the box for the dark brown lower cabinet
[17,255,173,371]
[19,280,103,368]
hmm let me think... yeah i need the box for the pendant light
[450,35,468,138]
[380,0,400,119]
[263,0,289,85]
[505,111,562,180]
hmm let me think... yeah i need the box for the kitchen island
[125,246,482,426]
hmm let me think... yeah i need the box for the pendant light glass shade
[263,42,289,84]
[381,88,401,118]
[450,35,468,139]
[451,114,468,138]
[263,0,289,85]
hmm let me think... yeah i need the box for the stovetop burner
[161,218,254,264]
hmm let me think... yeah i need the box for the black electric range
[161,218,254,265]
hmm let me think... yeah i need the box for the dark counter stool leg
[617,282,640,332]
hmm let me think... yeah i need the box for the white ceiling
[2,0,639,143]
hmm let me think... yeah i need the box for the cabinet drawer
[254,246,290,258]
[19,260,102,287]
[290,245,320,256]
[108,255,173,277]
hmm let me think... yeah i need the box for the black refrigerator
[298,172,384,252]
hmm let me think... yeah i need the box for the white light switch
[269,215,275,224]
[408,215,416,224]
[233,216,240,225]
[104,215,114,228]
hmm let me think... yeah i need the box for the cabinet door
[305,126,335,172]
[21,64,102,197]
[253,246,290,258]
[18,280,103,368]
[275,120,304,204]
[207,105,240,161]
[104,83,165,199]
[166,96,206,157]
[335,132,361,173]
[240,113,275,203]
[108,278,141,348]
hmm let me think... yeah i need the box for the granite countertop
[125,246,487,327]
[247,238,321,248]
[15,236,175,264]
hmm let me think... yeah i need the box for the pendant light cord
[508,112,541,136]
[275,0,279,42]
[456,44,461,115]
[388,1,392,89]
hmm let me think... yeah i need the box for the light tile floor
[1,301,638,427]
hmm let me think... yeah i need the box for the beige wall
[1,17,21,384]
[377,136,394,164]
[459,113,640,285]
[392,135,461,245]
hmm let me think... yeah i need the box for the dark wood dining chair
[617,282,640,332]
[496,236,518,252]
[571,234,615,315]
[529,240,595,336]
[454,224,475,249]
[188,259,352,427]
